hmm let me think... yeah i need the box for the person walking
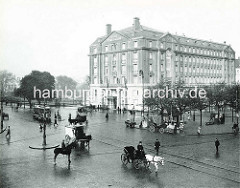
[5,125,10,138]
[54,113,58,126]
[105,112,109,119]
[137,141,145,159]
[215,138,220,153]
[197,126,201,135]
[154,139,161,155]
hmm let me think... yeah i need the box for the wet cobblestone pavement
[0,106,239,188]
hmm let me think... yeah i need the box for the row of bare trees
[144,80,240,126]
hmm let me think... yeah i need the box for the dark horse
[54,141,76,165]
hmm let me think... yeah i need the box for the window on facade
[189,47,192,53]
[105,46,108,52]
[149,41,152,47]
[94,77,97,84]
[104,77,108,84]
[122,53,126,63]
[105,56,108,65]
[160,64,163,70]
[94,57,97,66]
[175,45,178,50]
[133,64,138,74]
[184,47,187,52]
[133,52,138,59]
[149,64,153,72]
[193,48,195,53]
[180,46,183,51]
[160,42,164,48]
[112,66,116,73]
[161,54,164,60]
[94,48,97,54]
[122,43,126,50]
[113,54,117,65]
[121,65,126,74]
[94,67,97,75]
[134,41,138,48]
[149,52,152,59]
[112,44,117,51]
[105,67,108,74]
[113,76,117,84]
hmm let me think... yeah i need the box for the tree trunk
[193,110,195,121]
[27,98,32,109]
[200,109,202,126]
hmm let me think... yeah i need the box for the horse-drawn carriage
[54,108,92,165]
[148,121,184,134]
[2,112,9,120]
[121,146,164,171]
[65,123,92,150]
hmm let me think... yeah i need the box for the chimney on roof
[106,24,112,35]
[224,41,226,44]
[133,17,140,30]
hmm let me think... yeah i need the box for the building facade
[89,18,236,109]
[236,57,240,83]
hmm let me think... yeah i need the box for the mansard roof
[173,34,230,51]
[91,21,232,52]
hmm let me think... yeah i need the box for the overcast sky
[1,0,240,82]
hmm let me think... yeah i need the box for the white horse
[145,154,164,173]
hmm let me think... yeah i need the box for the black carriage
[74,125,92,150]
[1,112,9,120]
[121,146,149,169]
[125,120,136,128]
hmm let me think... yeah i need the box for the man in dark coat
[154,139,161,155]
[215,138,220,153]
[137,141,145,159]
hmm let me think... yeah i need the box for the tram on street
[33,105,51,123]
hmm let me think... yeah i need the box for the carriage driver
[137,141,145,159]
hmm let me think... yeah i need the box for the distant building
[89,17,236,109]
[236,57,240,83]
[5,77,20,93]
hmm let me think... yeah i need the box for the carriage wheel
[121,154,129,165]
[159,128,164,134]
[134,159,141,170]
[149,125,155,133]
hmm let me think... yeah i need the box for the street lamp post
[236,89,239,124]
[42,101,47,146]
[139,70,144,116]
[1,81,4,131]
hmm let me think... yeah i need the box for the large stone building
[89,18,236,109]
[236,57,240,83]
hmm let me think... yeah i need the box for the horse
[145,154,164,173]
[54,141,76,165]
